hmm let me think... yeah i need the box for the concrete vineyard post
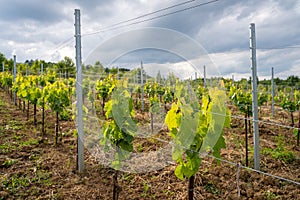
[13,55,16,106]
[141,61,144,111]
[250,23,260,170]
[75,9,84,173]
[271,67,275,117]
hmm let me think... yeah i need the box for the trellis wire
[149,134,300,186]
[130,127,300,187]
[206,154,300,186]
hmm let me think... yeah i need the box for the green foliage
[15,75,42,104]
[264,190,280,200]
[275,90,299,126]
[229,84,269,115]
[229,85,252,116]
[82,78,91,99]
[63,77,75,96]
[0,72,13,88]
[59,109,71,121]
[42,80,70,113]
[262,134,295,163]
[1,170,52,196]
[2,174,30,194]
[258,90,268,106]
[196,85,207,100]
[165,84,229,180]
[295,90,300,107]
[87,81,95,102]
[204,182,220,195]
[0,52,6,65]
[55,56,75,78]
[276,91,298,113]
[2,159,17,168]
[101,83,136,170]
[10,73,59,110]
[96,75,116,102]
[162,86,174,104]
[202,88,230,161]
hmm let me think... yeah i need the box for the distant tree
[119,68,130,72]
[167,72,178,86]
[0,52,6,67]
[17,63,29,75]
[110,67,118,75]
[56,56,75,78]
[156,70,162,83]
[274,77,281,85]
[286,75,299,86]
[94,61,104,73]
[30,60,41,75]
[5,58,14,72]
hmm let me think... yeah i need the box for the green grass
[1,169,52,196]
[265,190,280,200]
[0,138,39,154]
[2,174,30,194]
[204,182,220,195]
[19,138,39,147]
[0,143,14,153]
[2,159,17,168]
[261,134,295,164]
[6,120,25,131]
[0,98,5,106]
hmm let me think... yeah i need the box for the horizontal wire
[205,154,300,186]
[2,75,300,186]
[90,0,198,31]
[100,117,300,186]
[136,123,300,186]
[83,0,220,36]
[212,111,300,131]
[257,44,300,50]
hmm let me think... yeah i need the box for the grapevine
[101,82,137,199]
[43,80,70,144]
[165,82,230,200]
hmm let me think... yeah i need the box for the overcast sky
[0,0,299,79]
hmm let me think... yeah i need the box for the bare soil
[0,90,299,199]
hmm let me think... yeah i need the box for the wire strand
[205,154,300,186]
[91,0,198,31]
[83,0,221,36]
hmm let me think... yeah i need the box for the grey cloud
[147,0,300,54]
[84,27,210,65]
[0,0,67,24]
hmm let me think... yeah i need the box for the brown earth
[0,89,299,199]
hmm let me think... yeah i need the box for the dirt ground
[0,89,299,200]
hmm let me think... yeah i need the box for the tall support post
[195,72,197,80]
[203,65,207,88]
[13,55,17,105]
[141,61,144,111]
[75,9,84,173]
[136,70,138,85]
[232,74,234,86]
[250,23,260,170]
[271,67,275,117]
[2,61,4,72]
[117,67,120,80]
[41,63,44,75]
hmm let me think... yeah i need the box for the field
[0,81,299,199]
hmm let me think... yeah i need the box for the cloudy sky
[0,0,299,79]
